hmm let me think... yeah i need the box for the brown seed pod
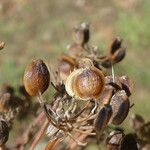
[119,133,138,150]
[109,90,130,125]
[112,47,126,64]
[0,41,5,50]
[119,76,133,97]
[0,120,9,146]
[58,55,76,82]
[65,59,105,100]
[72,22,89,46]
[94,104,112,141]
[23,59,50,96]
[106,131,125,150]
[110,37,122,55]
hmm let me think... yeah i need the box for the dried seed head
[106,131,124,150]
[0,42,5,50]
[94,105,112,141]
[23,59,50,96]
[109,90,130,125]
[0,120,9,146]
[119,134,138,150]
[58,55,76,81]
[65,59,105,100]
[110,37,122,55]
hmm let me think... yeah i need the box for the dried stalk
[29,119,49,150]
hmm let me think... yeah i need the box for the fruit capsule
[119,134,138,150]
[106,131,124,150]
[112,47,126,64]
[109,90,130,125]
[23,59,50,96]
[94,104,112,140]
[65,59,105,100]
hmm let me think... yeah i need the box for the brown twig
[14,111,46,150]
[29,119,49,150]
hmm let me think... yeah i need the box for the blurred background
[0,0,149,149]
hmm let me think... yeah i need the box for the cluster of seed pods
[0,83,40,148]
[21,23,134,149]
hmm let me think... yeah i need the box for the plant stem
[29,119,49,150]
[15,111,46,150]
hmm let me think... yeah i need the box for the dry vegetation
[0,0,149,150]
